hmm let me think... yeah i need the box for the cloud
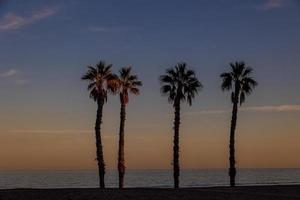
[257,0,285,10]
[184,110,228,116]
[183,104,300,116]
[8,129,92,134]
[14,79,29,86]
[8,129,115,138]
[0,7,57,31]
[88,26,127,33]
[0,69,18,77]
[89,26,113,32]
[241,104,300,112]
[0,68,29,85]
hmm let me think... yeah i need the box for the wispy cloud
[88,26,127,33]
[257,0,285,10]
[89,26,113,32]
[183,110,228,116]
[0,69,18,77]
[0,68,29,85]
[241,104,300,112]
[0,7,58,31]
[8,129,115,138]
[14,79,29,86]
[8,129,92,134]
[183,104,300,116]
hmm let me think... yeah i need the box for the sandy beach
[0,185,300,200]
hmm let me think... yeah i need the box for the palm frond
[82,60,114,102]
[130,87,140,95]
[221,61,257,105]
[132,80,142,86]
[160,62,201,106]
[117,66,142,104]
[160,74,174,83]
[220,72,232,91]
[242,67,253,77]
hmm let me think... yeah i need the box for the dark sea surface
[1,169,300,189]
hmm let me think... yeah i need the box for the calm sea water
[0,169,300,189]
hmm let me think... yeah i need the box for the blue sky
[0,0,300,169]
[0,0,299,114]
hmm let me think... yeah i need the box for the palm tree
[81,60,118,189]
[160,62,202,188]
[220,61,257,187]
[116,67,142,189]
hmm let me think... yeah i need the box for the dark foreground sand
[1,185,300,200]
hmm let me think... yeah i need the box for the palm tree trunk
[173,101,180,189]
[229,96,239,187]
[95,98,105,189]
[118,102,126,189]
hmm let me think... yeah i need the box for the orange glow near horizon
[1,111,299,170]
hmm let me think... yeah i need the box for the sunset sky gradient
[0,0,300,170]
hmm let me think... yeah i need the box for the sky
[0,0,300,170]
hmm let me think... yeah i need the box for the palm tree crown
[81,60,118,102]
[118,67,142,104]
[160,62,202,106]
[220,61,257,105]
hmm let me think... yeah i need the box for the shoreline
[2,183,300,190]
[1,185,300,200]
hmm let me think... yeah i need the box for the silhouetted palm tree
[160,63,202,188]
[81,60,118,189]
[116,67,142,189]
[220,61,257,187]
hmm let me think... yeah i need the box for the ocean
[0,169,300,189]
